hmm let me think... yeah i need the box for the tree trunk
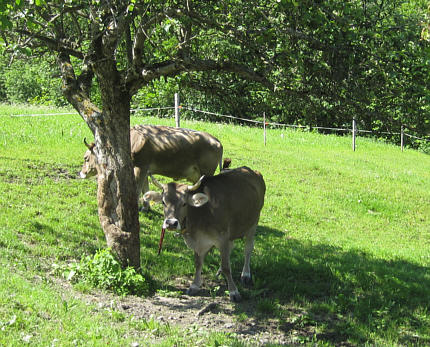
[96,154,141,269]
[93,93,141,269]
[94,116,141,268]
[58,52,141,269]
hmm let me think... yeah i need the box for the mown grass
[1,104,430,346]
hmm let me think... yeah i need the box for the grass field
[1,104,430,346]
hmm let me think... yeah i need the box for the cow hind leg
[142,175,149,207]
[184,165,201,184]
[241,225,257,286]
[220,240,241,302]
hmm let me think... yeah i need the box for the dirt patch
[25,163,78,181]
[89,292,289,345]
[54,276,296,346]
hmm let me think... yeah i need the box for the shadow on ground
[146,224,430,345]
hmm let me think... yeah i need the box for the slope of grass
[1,104,430,346]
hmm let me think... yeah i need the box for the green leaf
[0,15,13,30]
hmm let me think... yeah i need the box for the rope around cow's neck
[157,227,187,255]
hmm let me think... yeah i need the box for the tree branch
[182,59,272,88]
[57,53,101,132]
[16,29,84,59]
[126,56,277,97]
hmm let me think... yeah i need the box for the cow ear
[143,191,162,204]
[188,193,209,207]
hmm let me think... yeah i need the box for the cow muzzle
[79,171,86,179]
[163,218,181,231]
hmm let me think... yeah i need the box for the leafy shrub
[416,139,430,155]
[58,249,150,297]
[2,60,41,103]
[1,58,67,106]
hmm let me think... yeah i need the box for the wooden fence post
[174,93,180,128]
[352,118,356,152]
[263,112,267,146]
[401,125,404,152]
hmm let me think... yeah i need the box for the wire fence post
[263,112,267,146]
[352,118,356,152]
[174,93,180,128]
[401,125,404,152]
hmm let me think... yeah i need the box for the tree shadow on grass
[226,225,430,345]
[150,224,430,345]
[0,156,81,181]
[27,221,102,258]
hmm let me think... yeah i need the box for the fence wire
[10,112,76,117]
[5,106,430,144]
[183,106,429,143]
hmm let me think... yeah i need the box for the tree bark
[58,53,141,269]
[94,106,141,269]
[91,70,141,269]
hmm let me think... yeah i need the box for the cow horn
[188,175,205,191]
[150,174,164,190]
[83,137,91,149]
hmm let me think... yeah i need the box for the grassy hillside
[1,104,430,346]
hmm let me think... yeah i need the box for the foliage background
[0,0,429,145]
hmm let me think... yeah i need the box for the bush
[416,139,430,155]
[58,249,151,297]
[1,57,67,106]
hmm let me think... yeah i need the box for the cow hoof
[229,291,242,302]
[186,286,200,296]
[138,199,151,212]
[241,275,253,286]
[139,204,151,213]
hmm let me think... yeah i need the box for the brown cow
[143,166,266,302]
[79,125,224,210]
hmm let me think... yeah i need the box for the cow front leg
[135,167,150,211]
[220,241,241,302]
[187,251,205,296]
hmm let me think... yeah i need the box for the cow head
[79,138,97,179]
[143,175,208,231]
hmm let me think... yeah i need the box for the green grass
[1,103,430,346]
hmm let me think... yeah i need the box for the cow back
[130,125,223,179]
[187,166,265,240]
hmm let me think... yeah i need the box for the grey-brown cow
[143,166,266,302]
[79,125,224,209]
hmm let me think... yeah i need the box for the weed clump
[57,248,151,297]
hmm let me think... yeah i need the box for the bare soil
[57,276,300,346]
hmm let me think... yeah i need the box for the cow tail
[219,145,231,172]
[222,158,232,171]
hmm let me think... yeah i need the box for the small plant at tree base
[59,249,150,297]
[257,298,279,315]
